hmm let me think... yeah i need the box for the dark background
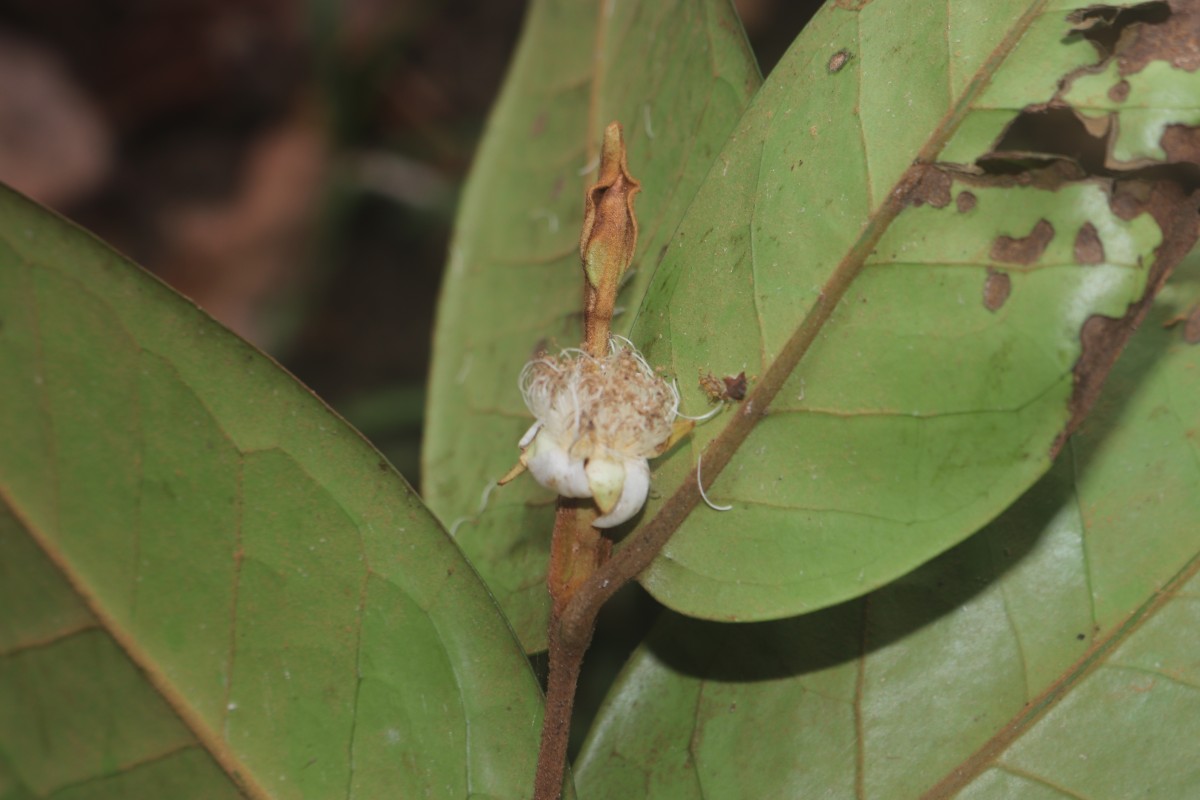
[0,0,822,755]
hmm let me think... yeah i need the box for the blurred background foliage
[0,0,822,757]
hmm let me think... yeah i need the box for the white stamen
[677,404,723,422]
[569,375,581,433]
[696,452,732,512]
[609,334,635,353]
[478,480,499,514]
[672,380,724,421]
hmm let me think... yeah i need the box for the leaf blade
[574,238,1200,798]
[618,0,1197,620]
[0,186,544,799]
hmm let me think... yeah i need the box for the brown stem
[547,503,611,616]
[534,502,608,799]
[532,608,595,800]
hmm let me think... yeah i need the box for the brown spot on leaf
[827,49,852,73]
[1110,1,1199,73]
[530,112,547,137]
[1108,180,1153,220]
[1107,79,1131,102]
[1052,180,1200,457]
[1161,124,1200,165]
[905,165,952,208]
[1074,222,1106,264]
[954,161,1089,196]
[956,191,977,213]
[833,0,872,8]
[991,219,1055,265]
[983,269,1011,312]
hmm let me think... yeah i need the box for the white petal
[518,421,542,449]
[585,457,626,514]
[525,431,591,498]
[593,458,650,528]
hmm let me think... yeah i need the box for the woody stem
[534,503,606,799]
[532,604,595,800]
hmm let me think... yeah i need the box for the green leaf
[0,186,543,799]
[574,240,1200,798]
[1061,11,1200,167]
[620,0,1199,620]
[422,0,762,650]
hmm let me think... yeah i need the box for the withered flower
[511,338,678,528]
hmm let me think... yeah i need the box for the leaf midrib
[563,0,1054,630]
[920,513,1200,798]
[0,488,269,800]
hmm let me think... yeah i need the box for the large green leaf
[423,0,761,649]
[0,186,543,799]
[574,240,1200,798]
[618,0,1199,620]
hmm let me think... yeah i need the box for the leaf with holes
[422,0,762,650]
[0,186,546,799]
[605,0,1200,621]
[574,239,1200,798]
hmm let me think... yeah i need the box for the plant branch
[532,627,593,800]
[535,502,606,799]
[533,121,636,798]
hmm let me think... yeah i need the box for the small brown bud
[580,121,641,356]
